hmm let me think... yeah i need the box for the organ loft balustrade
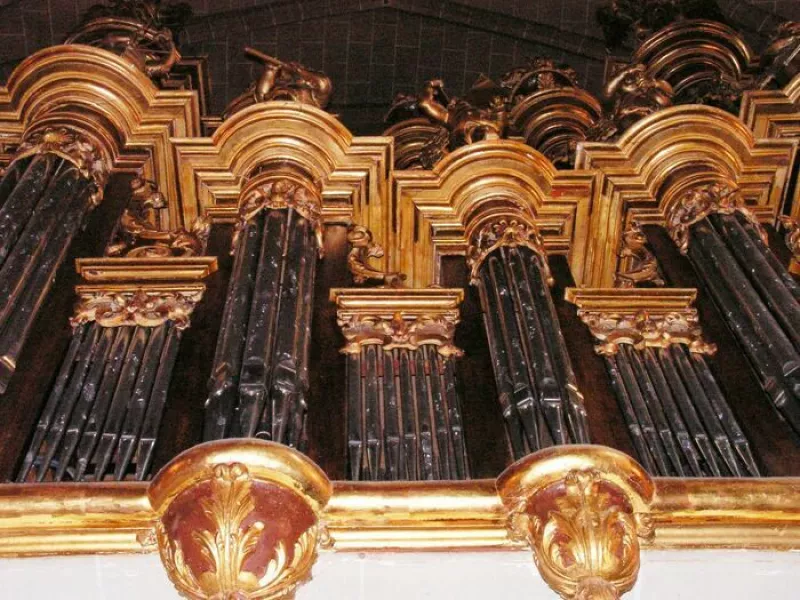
[0,0,799,598]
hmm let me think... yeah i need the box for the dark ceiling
[0,0,798,134]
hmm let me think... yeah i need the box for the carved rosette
[498,446,655,600]
[13,125,112,206]
[150,439,332,600]
[338,312,463,357]
[71,287,204,330]
[666,182,767,253]
[236,175,324,253]
[467,217,552,286]
[578,309,716,356]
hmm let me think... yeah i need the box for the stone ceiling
[0,0,798,134]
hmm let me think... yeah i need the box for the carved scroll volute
[497,446,655,600]
[150,439,332,600]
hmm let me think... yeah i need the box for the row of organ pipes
[2,0,800,482]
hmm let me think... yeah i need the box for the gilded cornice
[0,45,200,230]
[169,102,393,247]
[392,139,593,288]
[565,288,715,356]
[330,288,463,356]
[574,104,794,287]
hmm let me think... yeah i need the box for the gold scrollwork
[106,177,211,258]
[467,217,553,286]
[615,221,664,288]
[13,125,112,206]
[579,309,716,356]
[338,312,463,357]
[778,215,800,275]
[346,225,406,287]
[71,287,204,330]
[235,176,324,254]
[157,463,318,600]
[666,182,767,253]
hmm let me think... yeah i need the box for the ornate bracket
[71,285,204,330]
[235,173,324,254]
[467,217,553,286]
[615,221,664,288]
[346,225,406,287]
[666,182,767,253]
[12,124,112,206]
[106,177,211,258]
[150,439,332,600]
[330,288,464,357]
[566,288,716,356]
[498,446,655,600]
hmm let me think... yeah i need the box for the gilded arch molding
[575,104,795,287]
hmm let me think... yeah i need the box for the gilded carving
[757,21,800,89]
[106,177,211,258]
[500,57,580,103]
[157,463,318,600]
[778,215,800,275]
[578,309,716,355]
[587,64,673,142]
[666,182,767,254]
[65,0,188,79]
[71,288,203,329]
[13,125,111,206]
[615,222,664,288]
[467,218,552,286]
[510,469,644,600]
[338,312,462,357]
[235,177,323,253]
[346,225,406,287]
[225,48,333,117]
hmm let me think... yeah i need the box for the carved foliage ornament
[346,225,406,287]
[510,469,651,600]
[157,463,319,600]
[106,177,211,258]
[13,126,111,206]
[235,178,323,254]
[467,218,553,286]
[579,309,716,356]
[71,289,203,330]
[338,312,463,357]
[666,183,767,254]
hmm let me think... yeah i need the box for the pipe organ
[1,1,800,599]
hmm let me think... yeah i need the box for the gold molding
[0,45,200,230]
[393,139,594,287]
[330,288,463,356]
[565,288,716,355]
[76,256,218,283]
[0,443,799,557]
[575,104,795,286]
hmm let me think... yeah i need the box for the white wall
[0,549,797,599]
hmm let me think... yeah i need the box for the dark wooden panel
[549,255,638,457]
[150,223,233,473]
[0,172,132,481]
[644,224,800,475]
[441,256,512,478]
[306,225,351,479]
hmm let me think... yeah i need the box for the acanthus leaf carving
[467,218,552,286]
[666,182,767,254]
[13,125,112,206]
[71,288,203,330]
[338,312,463,358]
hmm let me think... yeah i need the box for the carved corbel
[235,172,324,254]
[149,439,332,600]
[346,225,406,286]
[498,446,655,600]
[666,182,767,254]
[466,216,553,286]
